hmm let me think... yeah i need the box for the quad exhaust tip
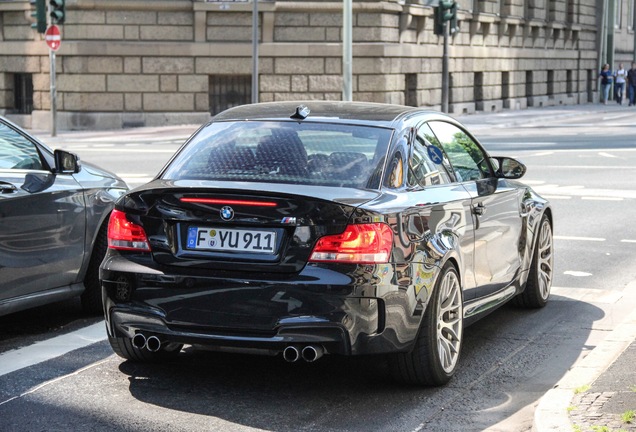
[283,345,324,363]
[301,345,324,363]
[132,333,146,350]
[283,345,301,363]
[146,336,162,352]
[131,333,162,352]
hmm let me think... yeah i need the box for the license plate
[186,226,276,254]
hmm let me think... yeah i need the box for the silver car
[0,116,127,316]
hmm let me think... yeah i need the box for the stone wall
[0,0,600,130]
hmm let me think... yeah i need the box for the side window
[428,121,491,182]
[0,122,44,171]
[409,124,453,187]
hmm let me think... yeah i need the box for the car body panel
[0,116,128,316]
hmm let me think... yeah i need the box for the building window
[405,74,418,107]
[502,71,510,107]
[526,71,534,98]
[567,70,574,96]
[547,70,554,98]
[566,0,576,23]
[474,72,484,103]
[209,75,251,116]
[629,0,634,30]
[13,73,34,115]
[616,0,623,29]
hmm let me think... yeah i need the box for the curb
[533,282,636,431]
[456,104,628,130]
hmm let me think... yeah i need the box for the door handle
[0,183,17,194]
[473,202,486,216]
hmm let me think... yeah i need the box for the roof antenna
[290,105,310,120]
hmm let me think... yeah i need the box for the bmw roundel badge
[220,206,234,221]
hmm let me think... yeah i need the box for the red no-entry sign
[45,25,61,51]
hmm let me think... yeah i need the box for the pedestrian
[599,64,612,104]
[627,62,636,106]
[614,63,627,105]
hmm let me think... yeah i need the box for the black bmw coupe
[100,101,553,386]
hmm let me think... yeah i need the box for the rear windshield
[162,121,393,189]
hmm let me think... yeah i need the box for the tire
[513,215,553,308]
[389,262,463,386]
[81,222,108,314]
[108,336,183,362]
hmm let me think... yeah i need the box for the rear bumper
[100,254,428,356]
[107,306,353,355]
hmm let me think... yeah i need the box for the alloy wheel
[436,270,463,374]
[537,219,554,300]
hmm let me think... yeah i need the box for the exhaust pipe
[132,333,147,350]
[146,336,162,352]
[301,345,324,363]
[282,345,301,363]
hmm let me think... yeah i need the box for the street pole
[342,0,352,101]
[49,48,57,137]
[441,20,449,113]
[251,0,259,104]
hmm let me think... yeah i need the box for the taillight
[107,210,151,252]
[309,223,393,264]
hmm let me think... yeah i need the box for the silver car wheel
[537,218,554,300]
[436,270,463,374]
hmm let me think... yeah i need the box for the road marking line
[541,195,572,200]
[533,152,554,157]
[581,197,624,201]
[564,271,593,277]
[598,152,618,158]
[535,166,636,169]
[0,322,106,377]
[621,239,636,243]
[555,236,605,242]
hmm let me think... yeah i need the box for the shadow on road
[115,296,604,431]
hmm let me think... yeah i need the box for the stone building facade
[0,0,600,130]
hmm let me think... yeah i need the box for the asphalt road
[1,105,634,431]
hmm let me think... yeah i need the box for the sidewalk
[533,281,636,432]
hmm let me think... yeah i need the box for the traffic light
[434,0,458,36]
[49,0,65,25]
[30,0,46,34]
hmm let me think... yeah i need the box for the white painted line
[541,195,572,200]
[621,239,636,243]
[533,152,554,157]
[0,322,107,377]
[564,270,593,277]
[536,166,636,169]
[598,152,618,158]
[602,113,633,121]
[521,180,545,185]
[581,196,624,201]
[555,236,605,242]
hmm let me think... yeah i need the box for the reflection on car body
[101,101,553,386]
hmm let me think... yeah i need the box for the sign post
[44,25,61,137]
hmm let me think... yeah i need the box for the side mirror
[493,156,526,179]
[53,149,81,174]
